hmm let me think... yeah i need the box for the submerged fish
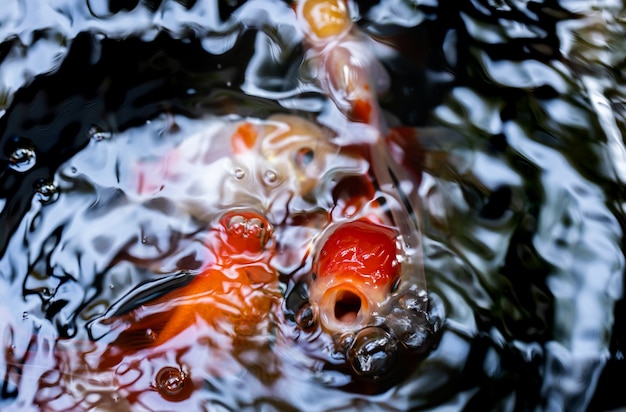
[102,209,277,346]
[290,0,443,380]
[95,209,280,401]
[296,0,390,127]
[131,113,364,220]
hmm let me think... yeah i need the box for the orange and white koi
[131,114,366,219]
[99,209,279,367]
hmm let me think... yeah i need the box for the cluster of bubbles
[294,287,444,381]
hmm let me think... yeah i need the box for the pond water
[0,0,625,411]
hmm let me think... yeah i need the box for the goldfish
[93,209,280,401]
[290,2,441,379]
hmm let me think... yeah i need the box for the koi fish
[296,0,390,128]
[295,0,425,240]
[131,113,366,220]
[292,3,440,369]
[97,210,279,391]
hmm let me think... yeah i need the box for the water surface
[0,0,625,410]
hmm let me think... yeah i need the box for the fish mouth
[319,284,370,332]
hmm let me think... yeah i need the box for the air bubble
[8,146,36,172]
[227,215,247,236]
[398,289,429,313]
[87,125,112,141]
[246,217,265,238]
[386,307,433,354]
[264,170,278,185]
[155,366,193,401]
[347,327,398,379]
[34,180,59,204]
[386,290,444,354]
[233,167,245,180]
[145,329,157,342]
[336,332,355,353]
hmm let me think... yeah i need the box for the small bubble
[8,146,36,172]
[87,125,112,141]
[386,307,433,354]
[336,332,355,353]
[109,284,115,290]
[227,215,246,236]
[233,167,245,180]
[217,63,222,70]
[347,327,398,379]
[145,329,157,342]
[263,170,278,185]
[226,81,232,87]
[156,367,185,396]
[398,289,428,313]
[246,217,265,238]
[34,180,58,204]
[155,366,193,401]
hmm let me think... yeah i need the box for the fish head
[309,218,400,334]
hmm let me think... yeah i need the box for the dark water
[0,0,625,411]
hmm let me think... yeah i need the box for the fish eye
[295,147,314,168]
[390,278,401,293]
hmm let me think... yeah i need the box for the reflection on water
[0,0,625,410]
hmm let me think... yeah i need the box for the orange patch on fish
[351,98,372,124]
[231,122,259,155]
[298,0,351,41]
[103,211,278,353]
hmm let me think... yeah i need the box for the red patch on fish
[351,98,372,124]
[308,217,401,333]
[314,218,399,287]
